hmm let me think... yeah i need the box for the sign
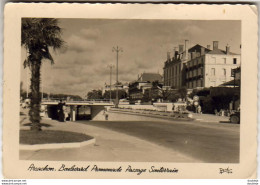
[193,95,199,101]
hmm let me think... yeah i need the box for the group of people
[57,100,69,122]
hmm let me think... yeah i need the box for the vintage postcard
[3,3,258,178]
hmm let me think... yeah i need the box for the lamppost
[107,64,114,102]
[112,46,123,107]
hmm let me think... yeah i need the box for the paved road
[78,117,239,163]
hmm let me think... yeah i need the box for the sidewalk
[107,108,229,124]
[190,112,230,123]
[20,118,199,162]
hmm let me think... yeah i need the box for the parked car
[230,111,240,124]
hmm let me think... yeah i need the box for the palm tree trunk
[29,61,42,131]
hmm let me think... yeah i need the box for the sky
[20,19,241,98]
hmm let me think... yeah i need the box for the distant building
[163,44,188,89]
[102,82,129,95]
[219,66,241,87]
[129,72,163,100]
[137,72,163,83]
[185,41,240,88]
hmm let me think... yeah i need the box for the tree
[87,90,103,100]
[22,18,65,131]
[178,87,187,99]
[103,89,127,100]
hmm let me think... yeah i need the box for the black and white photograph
[3,3,257,179]
[19,18,241,163]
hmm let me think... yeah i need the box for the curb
[20,138,96,150]
[109,109,193,121]
[195,119,219,123]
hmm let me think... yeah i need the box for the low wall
[108,108,191,121]
[118,103,175,112]
[91,105,106,121]
[118,104,156,111]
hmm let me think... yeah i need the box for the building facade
[129,72,163,100]
[185,41,241,89]
[102,82,129,95]
[163,41,241,90]
[163,42,190,89]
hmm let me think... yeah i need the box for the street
[20,111,239,163]
[79,114,239,163]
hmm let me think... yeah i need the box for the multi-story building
[185,41,241,88]
[129,72,163,100]
[163,41,241,90]
[163,44,187,89]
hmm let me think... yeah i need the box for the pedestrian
[214,109,218,116]
[103,109,109,121]
[57,99,65,122]
[197,105,202,114]
[63,105,69,122]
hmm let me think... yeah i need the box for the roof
[188,44,239,55]
[207,49,238,55]
[188,44,211,53]
[138,73,163,83]
[219,79,240,87]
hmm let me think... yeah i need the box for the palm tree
[22,18,65,131]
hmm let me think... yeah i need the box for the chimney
[173,47,176,59]
[201,47,205,56]
[207,45,211,50]
[167,52,171,61]
[175,51,179,59]
[213,41,219,50]
[226,45,230,55]
[179,45,184,53]
[184,40,189,60]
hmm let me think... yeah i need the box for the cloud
[20,19,240,98]
[65,28,101,53]
[67,35,97,53]
[51,50,95,69]
[80,28,101,40]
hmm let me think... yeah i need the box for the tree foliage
[103,89,127,100]
[87,90,103,100]
[22,18,65,131]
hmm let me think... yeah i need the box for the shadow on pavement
[22,122,53,127]
[219,121,237,124]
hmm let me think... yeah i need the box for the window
[223,68,226,76]
[200,68,203,75]
[211,68,215,76]
[193,70,196,76]
[233,58,237,64]
[212,57,216,63]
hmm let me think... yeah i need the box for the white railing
[42,99,114,104]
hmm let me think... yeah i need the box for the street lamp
[107,64,114,102]
[112,46,123,107]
